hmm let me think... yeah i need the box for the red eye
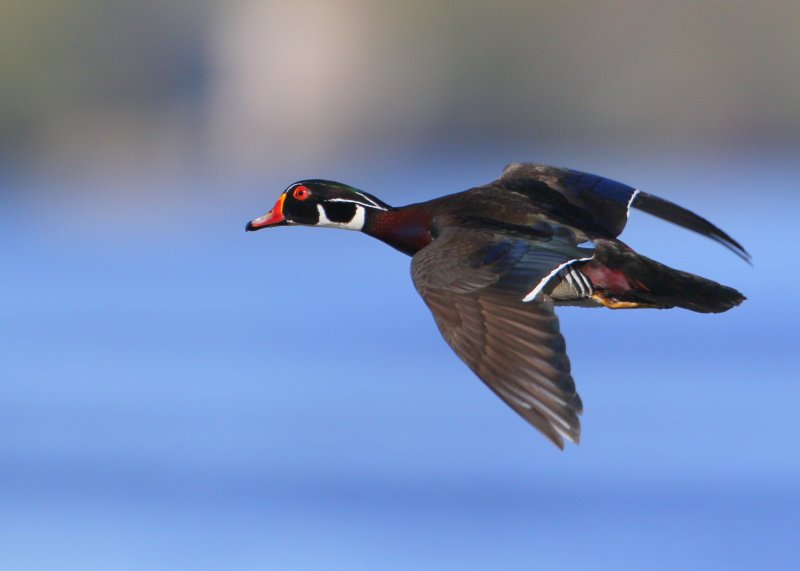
[293,185,310,201]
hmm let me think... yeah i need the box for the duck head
[246,180,391,232]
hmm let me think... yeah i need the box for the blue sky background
[2,149,797,570]
[3,2,799,568]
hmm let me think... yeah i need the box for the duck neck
[363,204,433,257]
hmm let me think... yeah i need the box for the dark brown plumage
[246,163,748,448]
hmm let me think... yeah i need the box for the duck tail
[585,240,746,314]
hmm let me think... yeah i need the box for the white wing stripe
[626,189,641,219]
[522,256,594,302]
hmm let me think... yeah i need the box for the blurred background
[2,1,798,569]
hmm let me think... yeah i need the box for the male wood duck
[246,163,748,448]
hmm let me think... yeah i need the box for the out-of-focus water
[1,154,798,570]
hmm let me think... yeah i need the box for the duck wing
[410,223,590,448]
[495,163,750,261]
[631,191,750,262]
[496,162,639,238]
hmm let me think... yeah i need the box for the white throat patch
[316,204,366,231]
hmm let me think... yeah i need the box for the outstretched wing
[496,162,750,261]
[631,192,751,262]
[497,162,639,238]
[411,225,589,448]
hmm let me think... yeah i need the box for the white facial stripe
[327,195,387,210]
[316,204,365,231]
[523,256,594,302]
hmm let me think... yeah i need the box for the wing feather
[632,191,751,262]
[411,227,584,448]
[495,163,750,261]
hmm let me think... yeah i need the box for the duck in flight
[246,163,748,448]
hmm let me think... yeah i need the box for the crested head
[246,179,391,232]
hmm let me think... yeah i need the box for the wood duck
[246,163,748,448]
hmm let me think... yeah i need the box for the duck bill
[246,194,287,231]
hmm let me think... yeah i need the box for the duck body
[247,163,748,448]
